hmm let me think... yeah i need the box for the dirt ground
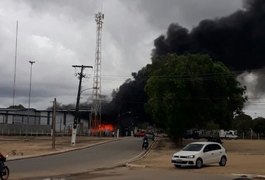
[0,136,265,177]
[0,136,113,158]
[133,137,265,176]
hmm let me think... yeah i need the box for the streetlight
[28,60,35,111]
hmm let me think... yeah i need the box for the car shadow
[175,164,221,169]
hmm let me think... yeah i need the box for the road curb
[125,163,146,168]
[124,138,156,168]
[7,138,121,161]
[255,175,265,179]
[232,173,265,179]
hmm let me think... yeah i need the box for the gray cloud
[133,0,243,30]
[21,0,98,21]
[3,0,260,116]
[237,68,265,99]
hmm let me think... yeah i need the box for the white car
[171,141,227,168]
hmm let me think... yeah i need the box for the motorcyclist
[0,153,5,174]
[142,135,149,149]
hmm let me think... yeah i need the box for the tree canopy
[145,54,247,140]
[8,104,25,109]
[233,113,253,133]
[253,117,265,136]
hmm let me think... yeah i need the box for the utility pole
[52,98,56,150]
[28,61,35,110]
[27,60,35,123]
[71,65,93,146]
[12,20,19,107]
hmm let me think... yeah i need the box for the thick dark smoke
[153,0,265,72]
[152,0,265,97]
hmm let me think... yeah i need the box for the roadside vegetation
[145,54,247,143]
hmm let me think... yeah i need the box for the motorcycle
[0,154,9,180]
[142,139,149,150]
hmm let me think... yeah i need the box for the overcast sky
[2,0,261,117]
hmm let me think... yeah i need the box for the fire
[89,123,115,136]
[98,124,114,132]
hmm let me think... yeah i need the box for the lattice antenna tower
[91,12,104,129]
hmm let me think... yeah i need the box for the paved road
[6,137,144,179]
[6,137,252,180]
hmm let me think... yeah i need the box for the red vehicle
[134,131,145,137]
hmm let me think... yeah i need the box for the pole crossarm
[72,65,93,68]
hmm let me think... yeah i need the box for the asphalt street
[6,137,255,180]
[6,137,143,179]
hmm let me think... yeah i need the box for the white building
[0,108,89,136]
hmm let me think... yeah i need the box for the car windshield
[182,144,204,151]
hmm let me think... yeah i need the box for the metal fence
[0,124,51,136]
[0,123,89,136]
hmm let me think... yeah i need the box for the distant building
[0,108,89,136]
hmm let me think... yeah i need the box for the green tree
[253,117,265,136]
[8,104,25,109]
[233,113,253,134]
[145,54,247,142]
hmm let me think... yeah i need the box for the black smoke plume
[153,0,265,72]
[152,0,265,98]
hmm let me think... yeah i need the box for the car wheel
[219,156,227,166]
[196,158,203,168]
